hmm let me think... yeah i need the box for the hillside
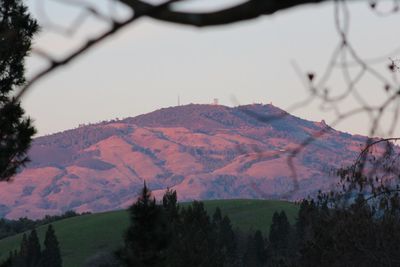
[0,103,374,219]
[0,199,298,267]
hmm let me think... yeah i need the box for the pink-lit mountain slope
[0,104,370,218]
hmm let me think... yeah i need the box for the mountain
[0,104,370,218]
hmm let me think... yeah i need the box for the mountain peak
[122,103,293,131]
[0,103,369,219]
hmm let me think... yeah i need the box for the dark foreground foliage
[0,0,38,181]
[117,186,238,267]
[294,195,400,267]
[0,225,62,267]
[112,185,400,267]
[4,185,400,267]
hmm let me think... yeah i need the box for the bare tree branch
[16,0,180,99]
[119,0,327,27]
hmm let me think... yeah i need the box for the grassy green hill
[0,199,298,267]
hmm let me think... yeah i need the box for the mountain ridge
[0,103,371,219]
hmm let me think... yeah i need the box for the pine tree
[220,215,236,255]
[243,233,259,267]
[269,212,281,251]
[0,0,38,181]
[162,188,179,223]
[19,234,28,260]
[269,211,291,265]
[14,233,29,267]
[295,199,317,252]
[212,207,223,224]
[41,225,62,267]
[243,231,266,267]
[162,188,181,266]
[212,208,237,266]
[168,201,217,267]
[26,229,41,267]
[269,211,291,251]
[211,207,225,265]
[118,183,168,267]
[254,230,266,266]
[278,211,290,252]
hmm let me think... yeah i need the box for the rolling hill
[0,103,375,219]
[0,199,298,267]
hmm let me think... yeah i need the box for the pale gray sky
[22,0,400,137]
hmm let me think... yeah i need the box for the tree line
[0,225,62,267]
[113,184,295,267]
[95,184,400,267]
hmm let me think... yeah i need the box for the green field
[0,199,298,267]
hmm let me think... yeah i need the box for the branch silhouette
[120,0,327,27]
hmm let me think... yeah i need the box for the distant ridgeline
[0,104,389,219]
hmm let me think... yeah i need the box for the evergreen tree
[243,230,267,267]
[19,233,28,260]
[162,188,179,219]
[26,229,41,267]
[243,233,257,267]
[277,211,290,253]
[294,199,318,264]
[268,211,291,266]
[269,211,290,251]
[14,233,29,267]
[0,0,38,180]
[295,200,316,243]
[162,188,181,267]
[269,212,280,251]
[212,207,223,224]
[167,201,218,267]
[220,215,236,258]
[243,231,265,267]
[162,188,180,229]
[118,183,168,267]
[212,208,237,266]
[41,225,62,267]
[254,230,266,266]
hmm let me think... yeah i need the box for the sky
[22,0,400,137]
